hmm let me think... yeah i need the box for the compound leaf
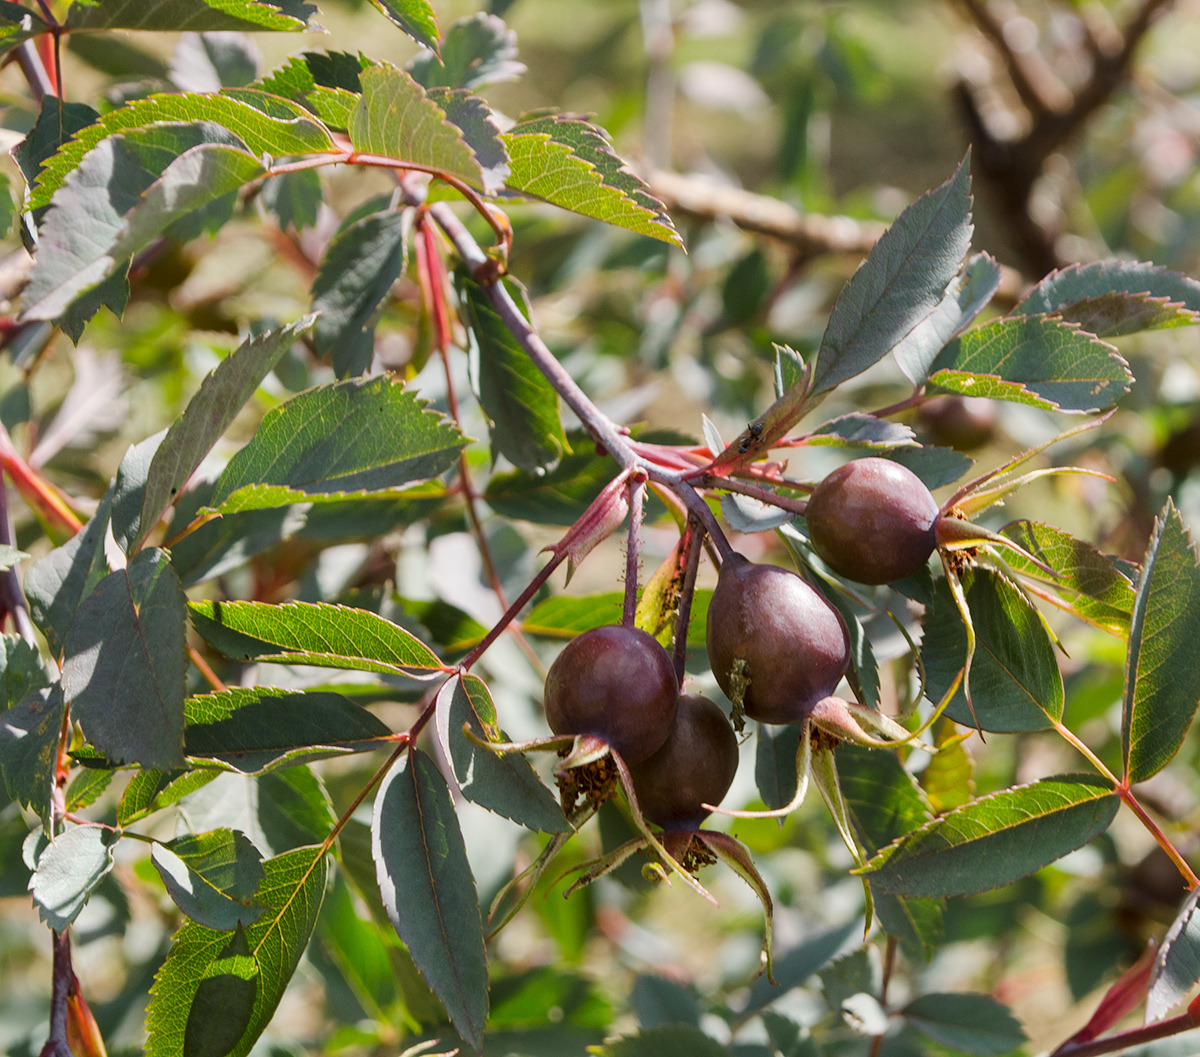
[207,377,466,513]
[145,845,328,1057]
[812,156,972,394]
[860,774,1119,898]
[62,548,187,770]
[1123,500,1200,784]
[372,748,489,1052]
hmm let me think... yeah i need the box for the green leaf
[372,748,489,1052]
[208,377,466,513]
[65,0,312,33]
[311,209,407,378]
[885,444,973,490]
[1148,886,1200,1021]
[0,2,49,60]
[902,993,1027,1056]
[754,721,806,810]
[1015,261,1200,337]
[137,316,316,550]
[860,774,1119,898]
[923,570,1063,733]
[255,51,368,128]
[0,686,63,827]
[62,548,187,769]
[999,520,1135,636]
[740,918,860,1018]
[1122,500,1200,784]
[929,315,1132,412]
[812,156,973,394]
[367,0,440,52]
[315,870,398,1018]
[503,114,681,246]
[428,88,510,195]
[29,89,334,212]
[0,633,53,709]
[632,974,700,1028]
[521,593,624,637]
[893,252,1001,386]
[485,448,618,526]
[184,687,394,773]
[13,96,98,224]
[65,765,115,812]
[188,599,445,677]
[807,414,916,449]
[594,1025,731,1056]
[118,767,221,826]
[408,12,524,90]
[152,829,266,930]
[145,845,328,1057]
[29,823,119,931]
[39,512,144,670]
[434,674,568,832]
[0,544,27,573]
[461,274,568,472]
[183,926,259,1057]
[349,66,501,192]
[260,167,321,230]
[112,430,166,554]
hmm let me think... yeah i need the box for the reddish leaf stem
[623,477,645,627]
[38,931,74,1057]
[1118,786,1200,889]
[672,519,704,686]
[1049,1008,1200,1057]
[188,646,226,693]
[459,550,566,672]
[0,475,34,644]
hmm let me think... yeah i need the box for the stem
[623,477,645,626]
[702,474,808,517]
[672,520,704,686]
[1053,720,1120,785]
[1119,787,1200,889]
[188,646,226,693]
[317,731,413,858]
[1050,1009,1200,1057]
[0,474,34,644]
[39,931,73,1057]
[870,390,926,419]
[868,936,898,1057]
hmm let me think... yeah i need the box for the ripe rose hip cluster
[541,455,946,829]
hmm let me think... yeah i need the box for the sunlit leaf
[485,449,618,526]
[152,829,265,930]
[366,0,440,52]
[65,0,312,33]
[29,823,119,931]
[806,413,917,449]
[183,926,259,1057]
[118,767,221,826]
[409,12,524,90]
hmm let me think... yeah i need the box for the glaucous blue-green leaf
[755,721,806,809]
[26,497,119,666]
[183,925,259,1057]
[311,209,407,378]
[1000,520,1135,636]
[0,685,63,828]
[721,492,793,534]
[350,66,496,191]
[0,544,26,572]
[1015,261,1200,337]
[0,633,53,710]
[65,0,312,33]
[923,570,1063,733]
[485,448,618,526]
[136,316,316,550]
[503,114,682,246]
[807,413,916,449]
[62,548,187,769]
[408,12,524,90]
[207,377,465,513]
[188,599,445,676]
[29,823,119,931]
[184,687,394,774]
[1148,886,1200,1022]
[119,767,220,826]
[860,774,1119,898]
[152,829,266,931]
[902,993,1026,1056]
[594,1025,731,1056]
[811,157,973,394]
[434,674,568,831]
[929,315,1131,412]
[633,974,701,1028]
[29,90,334,212]
[367,0,440,51]
[372,748,488,1052]
[740,917,860,1019]
[1123,500,1200,784]
[461,273,567,472]
[145,845,327,1057]
[884,443,973,490]
[892,251,1001,386]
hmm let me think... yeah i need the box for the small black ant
[737,421,764,454]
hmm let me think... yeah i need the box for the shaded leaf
[61,549,186,769]
[112,429,166,554]
[1016,261,1200,337]
[367,0,440,52]
[427,88,509,195]
[812,157,973,394]
[29,823,118,931]
[118,767,221,826]
[0,2,49,61]
[208,377,465,513]
[893,252,1001,385]
[184,686,394,773]
[170,31,260,93]
[902,993,1027,1056]
[594,1025,731,1056]
[521,593,624,637]
[632,974,701,1028]
[1123,500,1200,784]
[0,633,53,709]
[145,846,328,1057]
[807,414,916,449]
[188,599,445,676]
[754,721,806,810]
[929,315,1131,412]
[434,674,568,832]
[183,926,259,1057]
[485,448,618,526]
[65,0,311,33]
[372,748,488,1051]
[255,50,368,128]
[1148,885,1200,1021]
[408,12,524,90]
[923,570,1063,733]
[860,774,1119,898]
[153,829,265,930]
[503,114,681,246]
[137,316,316,549]
[885,444,973,490]
[13,96,98,229]
[0,685,64,827]
[311,209,407,378]
[461,274,567,472]
[740,917,860,1018]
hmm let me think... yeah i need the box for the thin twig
[672,520,704,686]
[38,931,73,1057]
[1050,1008,1200,1057]
[0,476,34,644]
[623,477,645,627]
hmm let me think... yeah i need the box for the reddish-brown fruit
[543,624,679,764]
[706,554,850,724]
[629,694,738,830]
[919,395,998,451]
[805,457,940,585]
